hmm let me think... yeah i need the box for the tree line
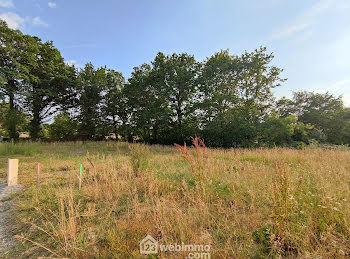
[1,21,349,147]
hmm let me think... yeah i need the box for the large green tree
[24,39,76,140]
[49,112,78,141]
[154,52,200,143]
[4,20,349,148]
[76,63,108,140]
[102,69,127,140]
[125,62,169,143]
[199,47,285,147]
[277,91,349,144]
[0,20,38,139]
[126,52,200,144]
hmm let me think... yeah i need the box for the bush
[291,141,306,150]
[49,113,78,141]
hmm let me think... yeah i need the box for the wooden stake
[7,159,19,186]
[36,163,40,188]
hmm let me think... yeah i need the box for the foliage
[277,91,348,145]
[76,63,108,140]
[125,52,200,145]
[0,20,37,139]
[260,114,314,146]
[25,39,76,140]
[1,20,350,148]
[0,102,29,139]
[49,113,78,141]
[102,69,126,139]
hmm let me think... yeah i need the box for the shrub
[49,113,78,141]
[290,141,306,150]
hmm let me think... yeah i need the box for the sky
[1,0,350,106]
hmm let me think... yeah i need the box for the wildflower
[289,195,294,200]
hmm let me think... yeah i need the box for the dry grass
[0,141,350,258]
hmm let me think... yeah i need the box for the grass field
[0,141,350,258]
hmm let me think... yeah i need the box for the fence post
[7,159,19,186]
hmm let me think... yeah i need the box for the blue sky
[1,0,350,106]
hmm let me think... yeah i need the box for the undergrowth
[0,141,348,258]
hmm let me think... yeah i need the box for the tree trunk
[8,80,18,141]
[30,104,41,140]
[113,116,119,142]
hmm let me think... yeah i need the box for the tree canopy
[1,20,349,147]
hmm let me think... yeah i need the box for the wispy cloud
[269,0,344,40]
[48,2,56,8]
[0,0,14,8]
[0,12,24,29]
[35,2,42,10]
[32,16,48,27]
[313,79,350,107]
[270,23,310,40]
[66,59,82,68]
[66,60,77,66]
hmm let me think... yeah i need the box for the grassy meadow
[0,141,350,258]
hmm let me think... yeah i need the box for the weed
[174,136,206,177]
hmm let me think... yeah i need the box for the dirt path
[0,183,21,256]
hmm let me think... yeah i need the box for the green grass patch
[0,142,41,156]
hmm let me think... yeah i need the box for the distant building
[105,133,122,140]
[19,132,30,139]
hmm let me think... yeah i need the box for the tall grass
[129,143,151,176]
[174,136,207,177]
[0,142,40,156]
[4,142,350,258]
